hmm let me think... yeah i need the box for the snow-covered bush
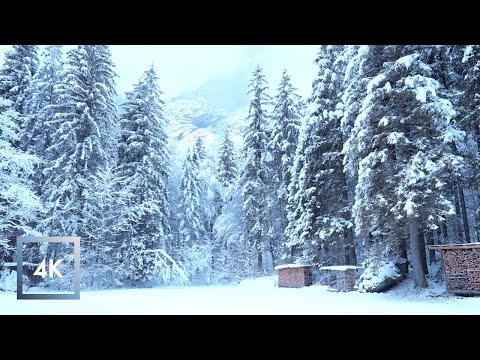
[0,269,17,292]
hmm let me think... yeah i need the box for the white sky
[0,45,319,110]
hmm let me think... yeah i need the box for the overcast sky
[0,45,319,111]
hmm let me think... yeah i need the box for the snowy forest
[1,44,479,292]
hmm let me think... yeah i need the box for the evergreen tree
[268,69,301,261]
[0,97,41,264]
[178,147,204,246]
[22,45,64,155]
[240,65,272,273]
[176,145,213,283]
[457,45,480,241]
[40,46,118,272]
[346,45,464,288]
[195,136,207,161]
[116,65,181,285]
[213,177,249,281]
[285,46,356,266]
[0,45,39,116]
[217,131,238,188]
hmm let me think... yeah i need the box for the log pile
[442,248,480,292]
[276,266,312,288]
[335,268,356,292]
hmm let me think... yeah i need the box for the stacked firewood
[335,269,355,292]
[442,248,480,292]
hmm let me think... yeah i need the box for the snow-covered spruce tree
[39,46,118,285]
[193,135,220,245]
[176,145,213,283]
[79,166,128,287]
[178,147,204,246]
[285,46,357,266]
[457,45,480,241]
[217,131,238,188]
[213,177,249,282]
[346,45,464,288]
[22,45,64,156]
[0,45,39,116]
[195,136,207,161]
[240,65,273,274]
[267,69,301,261]
[116,65,185,286]
[212,133,244,281]
[0,97,41,264]
[419,46,472,247]
[21,47,64,250]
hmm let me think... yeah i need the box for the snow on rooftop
[429,242,480,249]
[274,264,311,270]
[318,265,362,271]
[2,262,38,267]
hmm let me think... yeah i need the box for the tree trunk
[440,221,448,244]
[426,229,436,264]
[475,123,480,153]
[269,237,276,269]
[257,236,263,273]
[398,237,409,276]
[408,217,427,288]
[454,191,464,242]
[458,184,471,243]
[338,124,358,266]
[340,168,357,266]
[450,142,469,242]
[344,229,357,266]
[418,224,428,275]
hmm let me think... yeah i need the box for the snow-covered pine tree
[240,65,272,274]
[22,45,64,156]
[346,45,464,288]
[116,65,184,286]
[195,136,207,161]
[178,147,204,246]
[457,45,480,241]
[284,46,357,266]
[213,177,249,282]
[0,97,41,264]
[418,46,471,247]
[17,46,65,266]
[176,145,213,283]
[267,69,301,261]
[217,131,238,188]
[39,46,118,284]
[212,132,243,281]
[0,45,39,116]
[79,166,126,287]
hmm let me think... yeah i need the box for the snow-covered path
[0,276,478,315]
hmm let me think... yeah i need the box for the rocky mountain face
[164,95,246,180]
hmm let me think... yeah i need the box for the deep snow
[1,275,479,315]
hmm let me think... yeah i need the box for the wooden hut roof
[429,242,480,250]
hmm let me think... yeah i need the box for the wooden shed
[429,243,480,295]
[275,264,312,288]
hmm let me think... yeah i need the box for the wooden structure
[275,264,312,288]
[429,243,480,295]
[319,265,362,292]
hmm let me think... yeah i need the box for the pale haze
[0,45,319,110]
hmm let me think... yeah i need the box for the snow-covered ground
[0,276,479,315]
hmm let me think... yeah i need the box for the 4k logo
[33,258,64,278]
[16,236,80,300]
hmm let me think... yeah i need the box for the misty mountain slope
[164,95,246,183]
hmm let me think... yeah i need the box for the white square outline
[16,237,80,300]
